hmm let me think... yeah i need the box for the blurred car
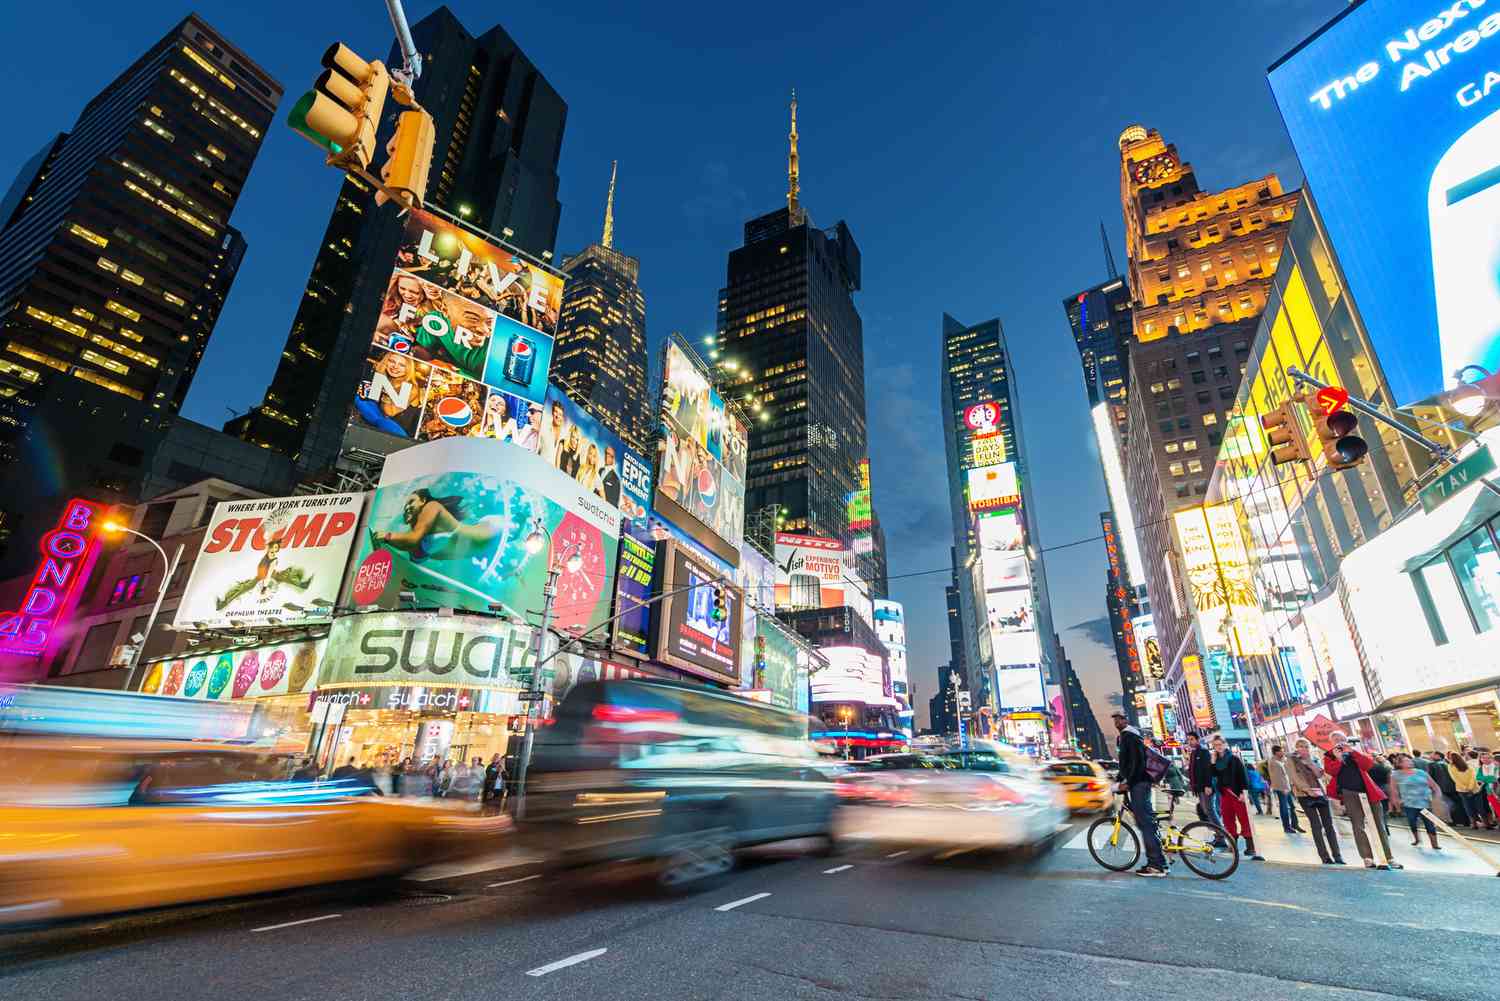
[833,743,1067,854]
[1094,758,1120,780]
[1042,759,1112,813]
[0,737,507,926]
[519,679,836,889]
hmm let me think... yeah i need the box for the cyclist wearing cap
[1112,711,1167,877]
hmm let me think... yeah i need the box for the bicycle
[1086,790,1239,879]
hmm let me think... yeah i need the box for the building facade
[227,8,566,468]
[552,163,650,454]
[0,14,280,574]
[1064,275,1133,447]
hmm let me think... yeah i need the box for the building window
[1187,458,1204,473]
[108,573,148,605]
[1218,386,1236,401]
[1166,377,1183,391]
[1168,461,1185,477]
[1164,442,1180,454]
[1176,483,1191,498]
[1150,382,1165,394]
[1447,524,1500,633]
[1158,420,1175,434]
[1191,370,1207,385]
[1202,413,1218,426]
[1196,390,1212,404]
[1181,439,1198,451]
[1419,557,1477,639]
[1177,418,1191,430]
[1213,366,1230,381]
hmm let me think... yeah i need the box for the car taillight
[1084,781,1106,791]
[975,783,1025,804]
[591,704,681,724]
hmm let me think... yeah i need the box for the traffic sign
[517,690,546,702]
[1314,385,1350,416]
[1420,446,1496,513]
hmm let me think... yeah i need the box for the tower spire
[787,88,800,222]
[601,160,617,249]
[1100,220,1118,280]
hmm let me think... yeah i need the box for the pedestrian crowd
[1115,718,1500,876]
[282,752,513,811]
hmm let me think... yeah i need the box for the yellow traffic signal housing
[375,108,436,210]
[1259,402,1310,465]
[288,43,389,171]
[1315,409,1369,470]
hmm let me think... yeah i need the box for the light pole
[512,518,582,819]
[104,521,184,693]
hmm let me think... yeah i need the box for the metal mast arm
[384,0,422,83]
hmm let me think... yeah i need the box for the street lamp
[514,518,583,818]
[102,520,184,692]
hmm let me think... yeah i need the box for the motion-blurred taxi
[0,737,507,926]
[1042,759,1112,813]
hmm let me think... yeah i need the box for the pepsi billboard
[1269,0,1500,408]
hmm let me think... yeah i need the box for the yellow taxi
[0,737,508,926]
[1041,759,1112,813]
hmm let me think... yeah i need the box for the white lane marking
[488,874,542,888]
[715,892,771,912]
[823,864,853,874]
[526,948,608,977]
[252,913,341,933]
[885,850,908,858]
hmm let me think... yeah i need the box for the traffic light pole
[1287,367,1500,501]
[383,0,423,82]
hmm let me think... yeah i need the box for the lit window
[0,358,40,383]
[8,344,68,372]
[1199,261,1211,272]
[1186,458,1203,473]
[1203,413,1218,426]
[121,269,145,286]
[69,224,108,247]
[1182,439,1198,451]
[1168,461,1185,477]
[206,144,226,160]
[106,300,141,321]
[1150,382,1164,394]
[97,257,119,273]
[162,291,186,307]
[72,368,143,399]
[1166,378,1182,390]
[81,349,129,376]
[1164,442,1179,454]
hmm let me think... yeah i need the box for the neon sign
[0,498,105,654]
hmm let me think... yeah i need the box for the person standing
[1246,758,1270,816]
[1186,733,1221,827]
[1427,751,1468,827]
[1211,736,1265,861]
[483,753,503,806]
[1267,745,1305,834]
[1449,752,1483,829]
[1324,733,1401,870]
[1111,712,1167,877]
[1474,749,1499,830]
[1389,753,1444,850]
[1367,752,1394,839]
[1289,739,1343,864]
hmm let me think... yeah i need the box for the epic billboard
[352,209,563,440]
[1269,0,1500,406]
[348,437,619,638]
[173,494,364,630]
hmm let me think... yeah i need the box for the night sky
[7,1,1344,730]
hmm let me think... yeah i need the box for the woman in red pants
[1211,735,1266,861]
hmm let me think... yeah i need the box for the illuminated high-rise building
[714,92,866,542]
[227,9,566,468]
[0,14,279,572]
[552,162,650,454]
[1064,274,1133,446]
[1116,124,1298,679]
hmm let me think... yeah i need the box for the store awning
[1400,476,1500,573]
[1371,675,1500,716]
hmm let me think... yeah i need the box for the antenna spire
[787,89,801,222]
[1100,220,1118,280]
[602,160,617,249]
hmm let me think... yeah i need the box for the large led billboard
[654,340,747,565]
[1269,1,1500,407]
[347,436,619,637]
[173,494,364,630]
[1174,505,1273,657]
[966,462,1020,513]
[352,209,563,442]
[997,665,1045,712]
[985,588,1042,666]
[810,646,889,704]
[977,511,1029,590]
[773,532,848,609]
[652,540,742,685]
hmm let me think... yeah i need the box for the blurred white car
[833,743,1067,853]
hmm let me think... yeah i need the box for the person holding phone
[1323,732,1401,870]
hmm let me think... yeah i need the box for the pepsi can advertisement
[503,333,536,387]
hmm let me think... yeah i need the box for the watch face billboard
[352,209,562,441]
[1269,1,1500,407]
[141,638,324,702]
[652,540,742,685]
[173,494,364,630]
[348,436,619,638]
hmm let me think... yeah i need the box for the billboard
[652,540,742,685]
[141,638,323,701]
[985,588,1042,666]
[1174,506,1273,658]
[0,498,105,655]
[654,341,747,565]
[352,208,562,443]
[872,599,908,691]
[847,458,872,533]
[1269,1,1500,407]
[966,462,1020,513]
[1182,654,1217,730]
[810,646,888,704]
[773,532,848,609]
[610,521,657,658]
[997,665,1045,712]
[752,617,799,709]
[1133,613,1165,680]
[318,610,539,690]
[978,512,1029,590]
[348,437,619,637]
[172,494,363,630]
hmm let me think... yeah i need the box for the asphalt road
[4,830,1498,1001]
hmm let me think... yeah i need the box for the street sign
[1419,446,1496,514]
[516,690,545,702]
[1314,385,1350,416]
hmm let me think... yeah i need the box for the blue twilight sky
[6,0,1346,730]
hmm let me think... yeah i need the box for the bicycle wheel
[1086,815,1140,872]
[1177,821,1239,879]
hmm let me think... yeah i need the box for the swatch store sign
[319,611,541,690]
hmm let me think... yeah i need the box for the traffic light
[1259,402,1310,465]
[1314,408,1369,470]
[710,585,727,623]
[375,108,436,209]
[288,44,389,170]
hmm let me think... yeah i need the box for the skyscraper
[0,14,280,572]
[715,93,865,543]
[227,8,566,468]
[551,162,650,454]
[1116,124,1298,678]
[1063,275,1133,445]
[939,313,1057,744]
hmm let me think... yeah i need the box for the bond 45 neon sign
[0,499,105,653]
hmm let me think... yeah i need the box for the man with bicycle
[1112,711,1168,877]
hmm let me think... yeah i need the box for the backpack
[1144,745,1170,784]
